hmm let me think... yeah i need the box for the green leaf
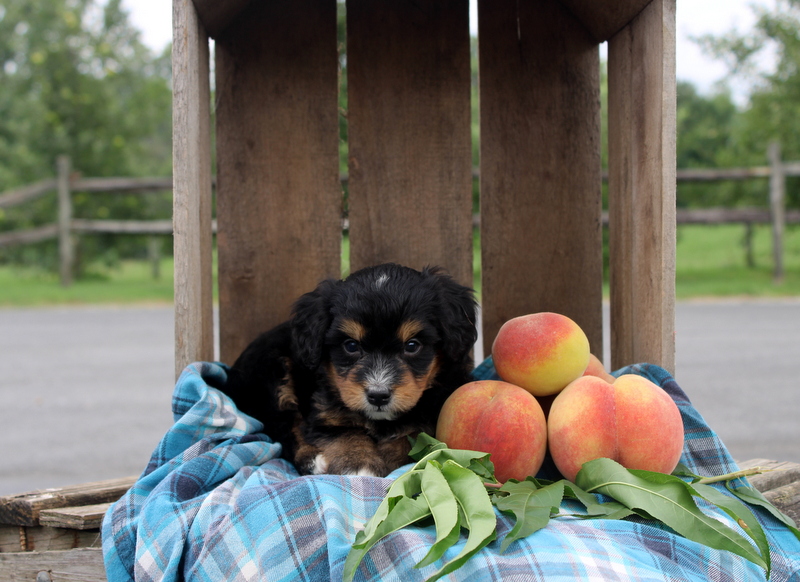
[409,433,448,460]
[577,459,768,573]
[408,434,497,483]
[415,461,461,568]
[726,482,800,540]
[691,482,771,578]
[423,460,497,582]
[561,480,635,520]
[494,479,564,552]
[343,493,432,582]
[356,470,423,546]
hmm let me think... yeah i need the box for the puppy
[221,263,478,477]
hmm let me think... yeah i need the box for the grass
[1,224,798,307]
[675,223,800,298]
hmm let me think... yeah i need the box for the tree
[0,0,172,272]
[696,0,800,208]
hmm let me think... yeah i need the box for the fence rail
[0,145,797,286]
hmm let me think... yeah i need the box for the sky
[123,0,775,103]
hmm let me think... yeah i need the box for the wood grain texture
[191,0,252,37]
[559,0,652,42]
[607,0,676,374]
[38,504,111,531]
[346,0,473,287]
[0,547,105,582]
[738,459,800,494]
[0,477,135,527]
[172,0,214,377]
[215,0,341,365]
[0,525,101,553]
[478,0,603,357]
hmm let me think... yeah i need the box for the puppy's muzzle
[363,355,397,409]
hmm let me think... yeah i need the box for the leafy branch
[343,434,800,582]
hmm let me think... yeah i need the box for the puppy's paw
[305,453,379,477]
[309,453,330,475]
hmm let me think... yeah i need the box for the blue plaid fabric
[102,360,800,581]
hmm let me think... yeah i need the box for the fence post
[768,141,785,284]
[57,155,74,287]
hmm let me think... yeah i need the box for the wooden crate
[0,477,136,580]
[173,0,677,376]
[3,0,685,579]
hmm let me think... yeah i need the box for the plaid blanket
[102,360,800,581]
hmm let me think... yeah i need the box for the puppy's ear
[290,279,337,369]
[425,267,479,362]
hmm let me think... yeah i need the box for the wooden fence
[1,148,799,286]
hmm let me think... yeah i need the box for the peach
[435,380,547,483]
[582,353,615,383]
[492,312,590,397]
[547,374,684,482]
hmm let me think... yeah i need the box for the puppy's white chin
[364,407,399,421]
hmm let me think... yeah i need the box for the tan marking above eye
[338,318,366,342]
[397,320,426,343]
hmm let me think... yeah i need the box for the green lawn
[1,224,798,306]
[675,223,800,297]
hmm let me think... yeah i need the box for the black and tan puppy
[221,263,478,477]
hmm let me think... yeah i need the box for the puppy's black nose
[367,389,391,407]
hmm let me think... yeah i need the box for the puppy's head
[291,264,477,421]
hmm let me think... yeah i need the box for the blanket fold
[102,361,800,581]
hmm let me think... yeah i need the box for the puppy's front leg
[295,433,389,477]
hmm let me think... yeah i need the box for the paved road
[1,301,798,496]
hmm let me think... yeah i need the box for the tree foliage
[0,0,172,272]
[696,0,800,208]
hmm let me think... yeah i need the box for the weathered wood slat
[738,459,800,495]
[172,0,215,377]
[675,208,800,225]
[191,0,252,37]
[0,179,57,209]
[0,225,59,248]
[737,459,800,526]
[215,0,341,365]
[0,525,101,553]
[764,481,800,525]
[38,504,111,531]
[0,547,106,582]
[478,0,603,357]
[559,0,652,42]
[607,0,677,374]
[70,219,174,235]
[0,477,135,528]
[346,0,473,286]
[70,177,173,192]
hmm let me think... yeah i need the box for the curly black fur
[221,263,478,476]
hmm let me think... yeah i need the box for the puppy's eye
[343,339,361,354]
[404,339,422,355]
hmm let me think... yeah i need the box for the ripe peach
[492,312,590,397]
[547,374,684,482]
[435,380,547,483]
[582,353,615,383]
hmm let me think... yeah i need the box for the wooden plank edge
[737,459,800,494]
[38,504,113,531]
[0,547,106,582]
[0,477,136,528]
